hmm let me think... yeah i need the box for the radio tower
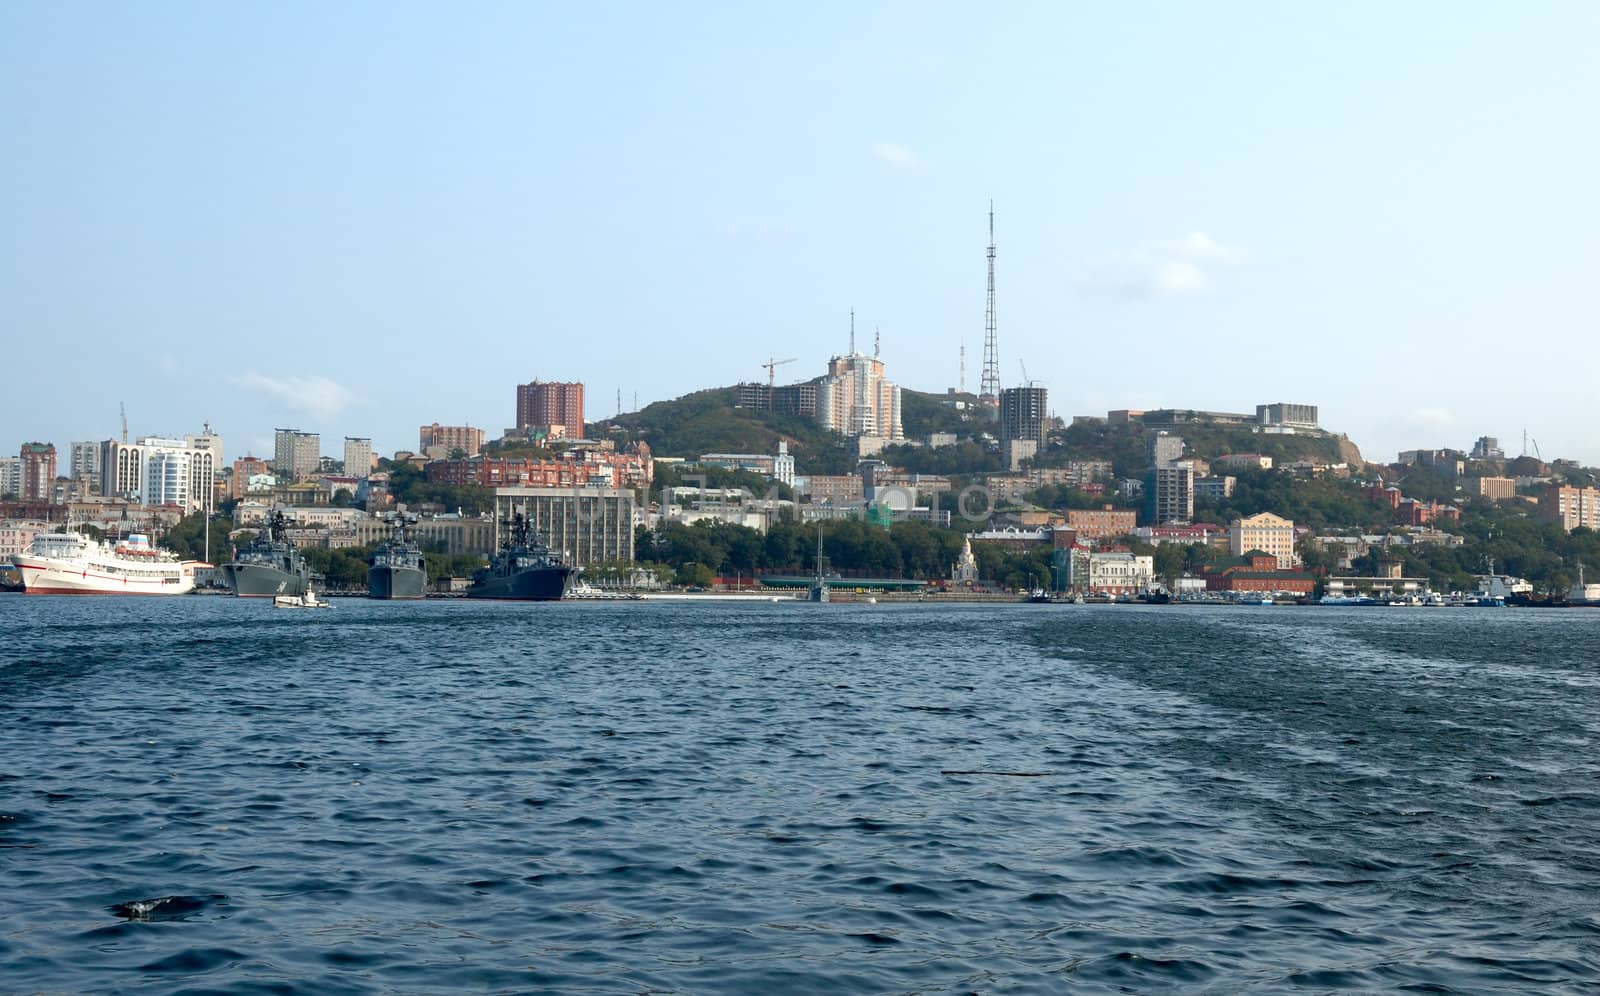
[979,201,1000,409]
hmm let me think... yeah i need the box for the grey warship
[222,510,318,598]
[465,510,571,601]
[368,514,427,599]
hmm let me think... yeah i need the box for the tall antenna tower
[980,201,1000,408]
[849,308,856,355]
[959,343,965,394]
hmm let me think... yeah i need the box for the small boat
[274,590,330,609]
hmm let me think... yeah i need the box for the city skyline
[4,3,1599,465]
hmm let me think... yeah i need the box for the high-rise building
[69,440,101,490]
[1230,511,1297,569]
[100,440,143,497]
[419,424,485,459]
[343,437,373,479]
[1540,485,1600,532]
[19,443,57,501]
[1000,387,1048,448]
[274,429,320,481]
[1153,462,1195,525]
[1150,431,1185,468]
[817,349,903,442]
[515,381,586,436]
[185,424,224,468]
[0,457,21,497]
[133,436,216,513]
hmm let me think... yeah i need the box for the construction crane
[761,357,797,409]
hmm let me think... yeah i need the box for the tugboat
[464,510,572,601]
[367,514,427,600]
[222,510,318,598]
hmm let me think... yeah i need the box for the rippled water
[2,596,1598,992]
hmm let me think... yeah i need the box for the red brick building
[19,443,57,501]
[1204,551,1317,594]
[516,381,585,436]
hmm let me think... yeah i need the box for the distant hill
[596,384,1367,481]
[600,387,857,475]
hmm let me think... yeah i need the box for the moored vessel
[11,530,197,595]
[223,510,318,598]
[464,510,571,601]
[367,514,427,600]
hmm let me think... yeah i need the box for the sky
[4,2,1598,467]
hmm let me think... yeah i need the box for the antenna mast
[960,343,965,394]
[980,201,1000,409]
[849,308,856,355]
[120,402,128,443]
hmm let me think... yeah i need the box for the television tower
[980,202,1000,409]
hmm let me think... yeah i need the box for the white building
[1086,551,1155,594]
[343,437,373,479]
[185,424,224,469]
[773,441,795,487]
[133,436,216,514]
[0,458,20,497]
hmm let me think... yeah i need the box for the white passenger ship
[11,531,197,595]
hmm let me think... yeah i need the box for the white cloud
[232,373,359,419]
[1150,260,1209,296]
[1080,231,1240,300]
[872,141,925,169]
[1163,231,1237,261]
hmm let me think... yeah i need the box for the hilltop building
[1256,403,1319,429]
[418,423,484,459]
[516,380,585,438]
[817,345,903,443]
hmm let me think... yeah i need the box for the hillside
[598,384,1369,480]
[602,388,857,474]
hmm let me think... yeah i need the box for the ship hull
[464,565,572,601]
[13,556,194,595]
[223,562,311,598]
[368,565,427,600]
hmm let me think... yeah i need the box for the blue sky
[4,2,1598,467]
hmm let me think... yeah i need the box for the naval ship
[465,510,572,600]
[222,510,318,598]
[367,514,427,599]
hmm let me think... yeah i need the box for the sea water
[2,597,1598,991]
